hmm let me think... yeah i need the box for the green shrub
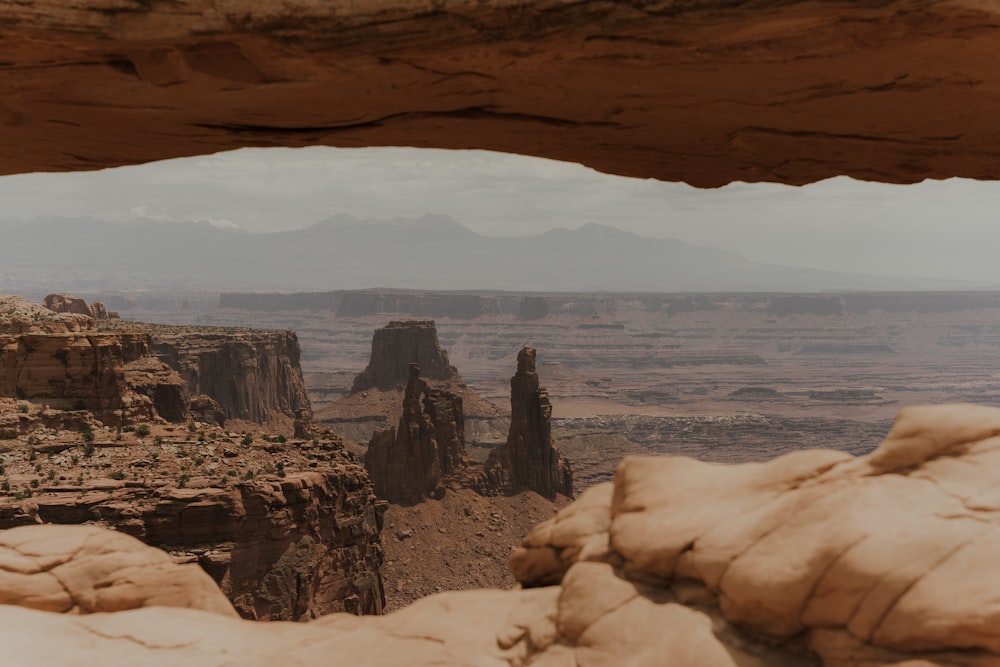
[136,424,151,438]
[110,471,125,481]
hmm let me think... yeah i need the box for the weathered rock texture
[485,347,573,500]
[147,327,312,425]
[365,364,469,503]
[8,403,1000,665]
[0,524,236,617]
[364,349,572,503]
[42,294,94,318]
[0,296,173,423]
[1,469,386,620]
[352,320,460,393]
[3,1,1000,186]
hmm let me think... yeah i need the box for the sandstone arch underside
[2,0,1000,186]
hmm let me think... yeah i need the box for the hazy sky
[3,146,1000,283]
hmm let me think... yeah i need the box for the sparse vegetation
[241,433,254,446]
[136,423,151,437]
[178,473,191,488]
[82,425,94,443]
[111,471,126,480]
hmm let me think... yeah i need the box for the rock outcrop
[1,296,190,424]
[365,364,470,503]
[146,327,312,426]
[8,403,1000,665]
[0,524,236,617]
[367,348,573,503]
[484,347,573,500]
[352,320,460,393]
[42,294,94,318]
[0,457,386,620]
[3,1,1000,188]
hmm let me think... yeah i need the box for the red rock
[352,320,461,393]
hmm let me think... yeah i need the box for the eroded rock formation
[6,403,1000,665]
[0,461,386,620]
[42,294,94,318]
[2,1,1000,187]
[145,326,312,426]
[367,348,572,503]
[352,320,460,393]
[365,364,469,503]
[484,347,572,500]
[0,524,237,617]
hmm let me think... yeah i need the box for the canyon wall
[0,465,386,620]
[148,328,312,425]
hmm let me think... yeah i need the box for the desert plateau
[5,0,1000,665]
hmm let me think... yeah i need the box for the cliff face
[0,458,386,620]
[367,348,573,503]
[0,296,189,425]
[365,364,469,503]
[149,329,312,425]
[485,347,573,500]
[352,320,460,393]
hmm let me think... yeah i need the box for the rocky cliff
[0,295,186,424]
[484,347,573,500]
[43,294,113,320]
[8,403,1000,665]
[144,326,312,427]
[367,348,572,503]
[365,364,471,503]
[0,420,386,620]
[352,320,461,393]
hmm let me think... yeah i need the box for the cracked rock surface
[2,1,1000,185]
[5,403,1000,666]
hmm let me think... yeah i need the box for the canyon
[0,294,387,619]
[7,402,1000,666]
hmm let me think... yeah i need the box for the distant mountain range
[0,213,985,293]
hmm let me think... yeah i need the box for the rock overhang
[2,0,1000,186]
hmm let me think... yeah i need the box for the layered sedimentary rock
[365,364,469,503]
[3,2,1000,188]
[0,296,189,424]
[352,320,460,393]
[42,294,94,318]
[0,524,237,617]
[485,347,573,500]
[9,403,1000,665]
[367,349,573,503]
[1,468,386,620]
[148,328,312,425]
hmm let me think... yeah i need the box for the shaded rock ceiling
[1,0,999,186]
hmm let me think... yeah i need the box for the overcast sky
[3,146,1000,283]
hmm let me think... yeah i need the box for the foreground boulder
[5,403,1000,666]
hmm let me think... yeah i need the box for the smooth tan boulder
[7,404,1000,666]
